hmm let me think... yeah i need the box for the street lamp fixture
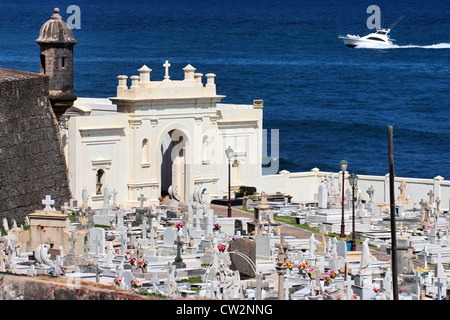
[348,171,358,251]
[225,146,234,217]
[339,159,348,239]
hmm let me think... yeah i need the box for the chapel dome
[36,8,77,45]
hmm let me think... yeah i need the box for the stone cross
[119,232,127,257]
[275,236,291,266]
[427,190,434,204]
[138,194,147,208]
[42,195,55,211]
[163,60,171,80]
[435,277,446,300]
[173,235,186,269]
[413,270,422,300]
[398,181,408,201]
[151,274,159,293]
[93,235,102,257]
[149,227,157,250]
[141,218,148,240]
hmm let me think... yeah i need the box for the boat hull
[339,36,394,48]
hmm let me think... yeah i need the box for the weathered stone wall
[0,273,154,300]
[0,68,72,225]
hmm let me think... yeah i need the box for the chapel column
[128,118,142,207]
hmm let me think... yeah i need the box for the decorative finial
[51,8,62,20]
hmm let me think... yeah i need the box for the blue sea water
[0,0,449,180]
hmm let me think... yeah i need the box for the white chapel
[65,61,265,208]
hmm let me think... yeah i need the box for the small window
[40,54,46,74]
[142,138,149,164]
[367,37,385,42]
[61,57,66,68]
[96,169,105,195]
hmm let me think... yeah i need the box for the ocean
[0,0,448,180]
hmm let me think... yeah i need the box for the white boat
[339,16,404,49]
[339,28,396,48]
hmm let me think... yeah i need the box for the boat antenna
[388,15,404,30]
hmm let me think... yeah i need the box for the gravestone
[229,237,256,278]
[318,179,328,209]
[173,235,186,269]
[337,239,347,258]
[89,228,105,255]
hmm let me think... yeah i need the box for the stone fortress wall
[0,68,72,225]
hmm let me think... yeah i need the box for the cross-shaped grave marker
[119,231,128,260]
[173,234,186,269]
[427,190,434,204]
[42,195,55,211]
[413,270,422,300]
[434,277,446,300]
[137,194,147,208]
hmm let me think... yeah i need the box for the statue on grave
[168,185,179,202]
[34,244,54,266]
[103,186,111,207]
[436,197,442,215]
[260,192,268,206]
[193,185,209,211]
[309,233,316,258]
[359,238,373,275]
[168,185,180,210]
[81,187,89,210]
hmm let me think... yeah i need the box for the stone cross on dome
[42,195,56,211]
[163,60,171,80]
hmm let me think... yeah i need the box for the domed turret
[36,8,77,120]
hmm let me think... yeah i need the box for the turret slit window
[61,57,66,68]
[40,54,46,74]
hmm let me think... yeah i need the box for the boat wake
[355,42,450,49]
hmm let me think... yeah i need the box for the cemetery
[1,179,449,301]
[0,8,449,303]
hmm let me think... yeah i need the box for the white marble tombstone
[89,227,105,254]
[318,179,328,209]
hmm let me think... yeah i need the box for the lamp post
[348,171,358,251]
[225,146,234,218]
[340,159,348,239]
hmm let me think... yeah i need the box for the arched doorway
[159,129,189,201]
